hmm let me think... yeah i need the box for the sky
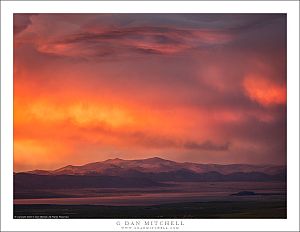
[13,14,287,171]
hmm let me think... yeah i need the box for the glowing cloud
[243,74,286,106]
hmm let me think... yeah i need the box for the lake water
[14,181,286,206]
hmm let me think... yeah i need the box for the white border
[1,1,299,231]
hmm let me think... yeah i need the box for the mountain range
[24,157,285,176]
[14,157,286,190]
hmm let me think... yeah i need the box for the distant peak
[144,157,170,162]
[147,157,164,160]
[104,156,169,163]
[53,164,75,172]
[62,165,75,169]
[104,158,125,163]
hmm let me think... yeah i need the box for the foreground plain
[14,200,286,219]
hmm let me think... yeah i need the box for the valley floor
[14,200,286,219]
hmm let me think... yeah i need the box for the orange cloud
[243,74,286,106]
[14,138,72,171]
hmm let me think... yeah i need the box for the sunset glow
[13,14,287,171]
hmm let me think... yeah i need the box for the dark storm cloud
[13,14,38,35]
[81,123,230,152]
[184,141,230,151]
[36,26,234,58]
[219,108,286,144]
[130,132,230,152]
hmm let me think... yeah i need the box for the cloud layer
[14,14,286,171]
